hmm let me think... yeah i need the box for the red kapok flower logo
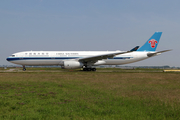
[149,39,158,48]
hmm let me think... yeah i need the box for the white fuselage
[6,51,153,66]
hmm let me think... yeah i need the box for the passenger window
[29,53,32,55]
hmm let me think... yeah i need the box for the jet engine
[62,61,83,69]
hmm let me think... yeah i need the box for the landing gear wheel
[92,68,96,71]
[83,68,87,71]
[83,68,96,71]
[23,65,26,71]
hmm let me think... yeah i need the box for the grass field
[0,68,180,119]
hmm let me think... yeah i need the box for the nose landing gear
[23,66,26,71]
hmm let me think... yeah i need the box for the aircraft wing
[147,49,172,57]
[78,51,132,63]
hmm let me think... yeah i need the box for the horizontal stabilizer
[147,49,172,57]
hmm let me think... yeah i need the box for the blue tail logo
[137,32,162,51]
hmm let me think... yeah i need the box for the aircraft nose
[6,57,10,61]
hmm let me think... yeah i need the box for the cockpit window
[11,55,15,57]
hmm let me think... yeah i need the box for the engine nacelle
[62,61,83,69]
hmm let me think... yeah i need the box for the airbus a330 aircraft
[6,32,170,71]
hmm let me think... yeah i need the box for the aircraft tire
[83,68,96,71]
[83,68,87,71]
[92,68,96,71]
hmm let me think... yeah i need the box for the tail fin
[137,32,162,51]
[130,46,139,51]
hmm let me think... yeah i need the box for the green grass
[0,71,180,119]
[0,67,164,72]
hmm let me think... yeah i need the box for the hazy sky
[0,0,180,66]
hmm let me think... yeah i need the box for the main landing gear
[23,65,26,71]
[83,68,96,71]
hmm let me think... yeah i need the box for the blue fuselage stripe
[6,57,132,61]
[6,57,79,61]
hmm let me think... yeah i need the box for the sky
[0,0,180,67]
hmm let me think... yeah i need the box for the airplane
[130,46,139,51]
[6,32,171,71]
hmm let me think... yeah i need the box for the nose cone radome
[6,57,10,61]
[6,57,13,62]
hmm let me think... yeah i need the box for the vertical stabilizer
[137,32,162,51]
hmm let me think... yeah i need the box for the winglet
[137,32,162,51]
